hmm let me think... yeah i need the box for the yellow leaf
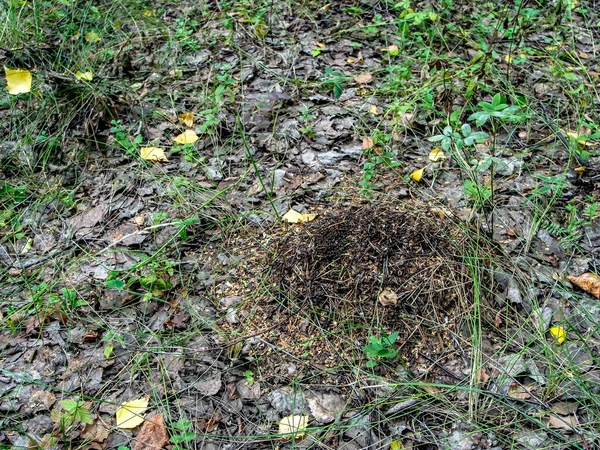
[428,148,446,162]
[174,130,199,145]
[316,42,325,48]
[282,209,317,224]
[75,70,93,81]
[140,147,168,162]
[278,414,308,438]
[549,326,566,345]
[4,67,32,95]
[369,105,378,115]
[504,54,513,63]
[116,397,149,429]
[390,441,405,450]
[410,168,424,182]
[85,31,101,43]
[179,112,194,127]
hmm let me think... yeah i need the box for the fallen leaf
[369,105,379,115]
[568,272,600,298]
[507,383,532,399]
[552,402,579,416]
[133,413,169,450]
[316,42,325,48]
[547,414,578,430]
[390,441,405,450]
[75,70,93,81]
[410,168,424,182]
[378,288,398,306]
[387,45,399,56]
[4,67,32,95]
[140,147,168,162]
[428,148,446,162]
[179,113,194,127]
[362,136,374,150]
[174,130,199,145]
[476,367,490,383]
[85,31,101,43]
[504,54,513,63]
[81,418,110,443]
[549,326,567,345]
[278,414,308,439]
[354,73,373,84]
[116,397,149,429]
[282,209,317,224]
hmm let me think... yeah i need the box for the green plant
[320,67,345,99]
[40,399,93,448]
[363,331,399,368]
[170,419,196,450]
[243,370,255,385]
[110,120,143,157]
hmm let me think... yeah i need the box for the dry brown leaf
[547,414,578,430]
[81,419,110,443]
[133,414,169,450]
[378,288,398,306]
[476,368,490,383]
[507,383,532,399]
[362,137,374,150]
[552,402,579,416]
[354,73,373,84]
[568,272,600,298]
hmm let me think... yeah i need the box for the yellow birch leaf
[410,168,424,182]
[85,31,101,43]
[549,326,566,345]
[316,42,325,48]
[75,70,93,81]
[4,67,32,95]
[369,105,379,115]
[278,414,308,438]
[282,209,316,224]
[116,397,149,429]
[140,147,168,162]
[390,441,405,450]
[179,112,194,127]
[428,148,446,162]
[504,54,513,63]
[174,130,199,145]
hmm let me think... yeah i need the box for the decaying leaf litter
[1,0,600,449]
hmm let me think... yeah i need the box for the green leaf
[461,123,472,137]
[60,400,79,413]
[366,360,377,368]
[387,331,399,344]
[333,83,342,99]
[74,407,94,424]
[106,279,125,290]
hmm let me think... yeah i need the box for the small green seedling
[363,332,399,368]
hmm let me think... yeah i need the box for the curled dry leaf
[410,168,424,182]
[378,288,398,306]
[133,413,169,450]
[547,414,578,430]
[568,272,600,298]
[362,136,374,150]
[428,148,446,162]
[179,113,194,127]
[354,73,373,84]
[549,326,566,345]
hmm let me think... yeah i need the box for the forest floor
[1,0,600,449]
